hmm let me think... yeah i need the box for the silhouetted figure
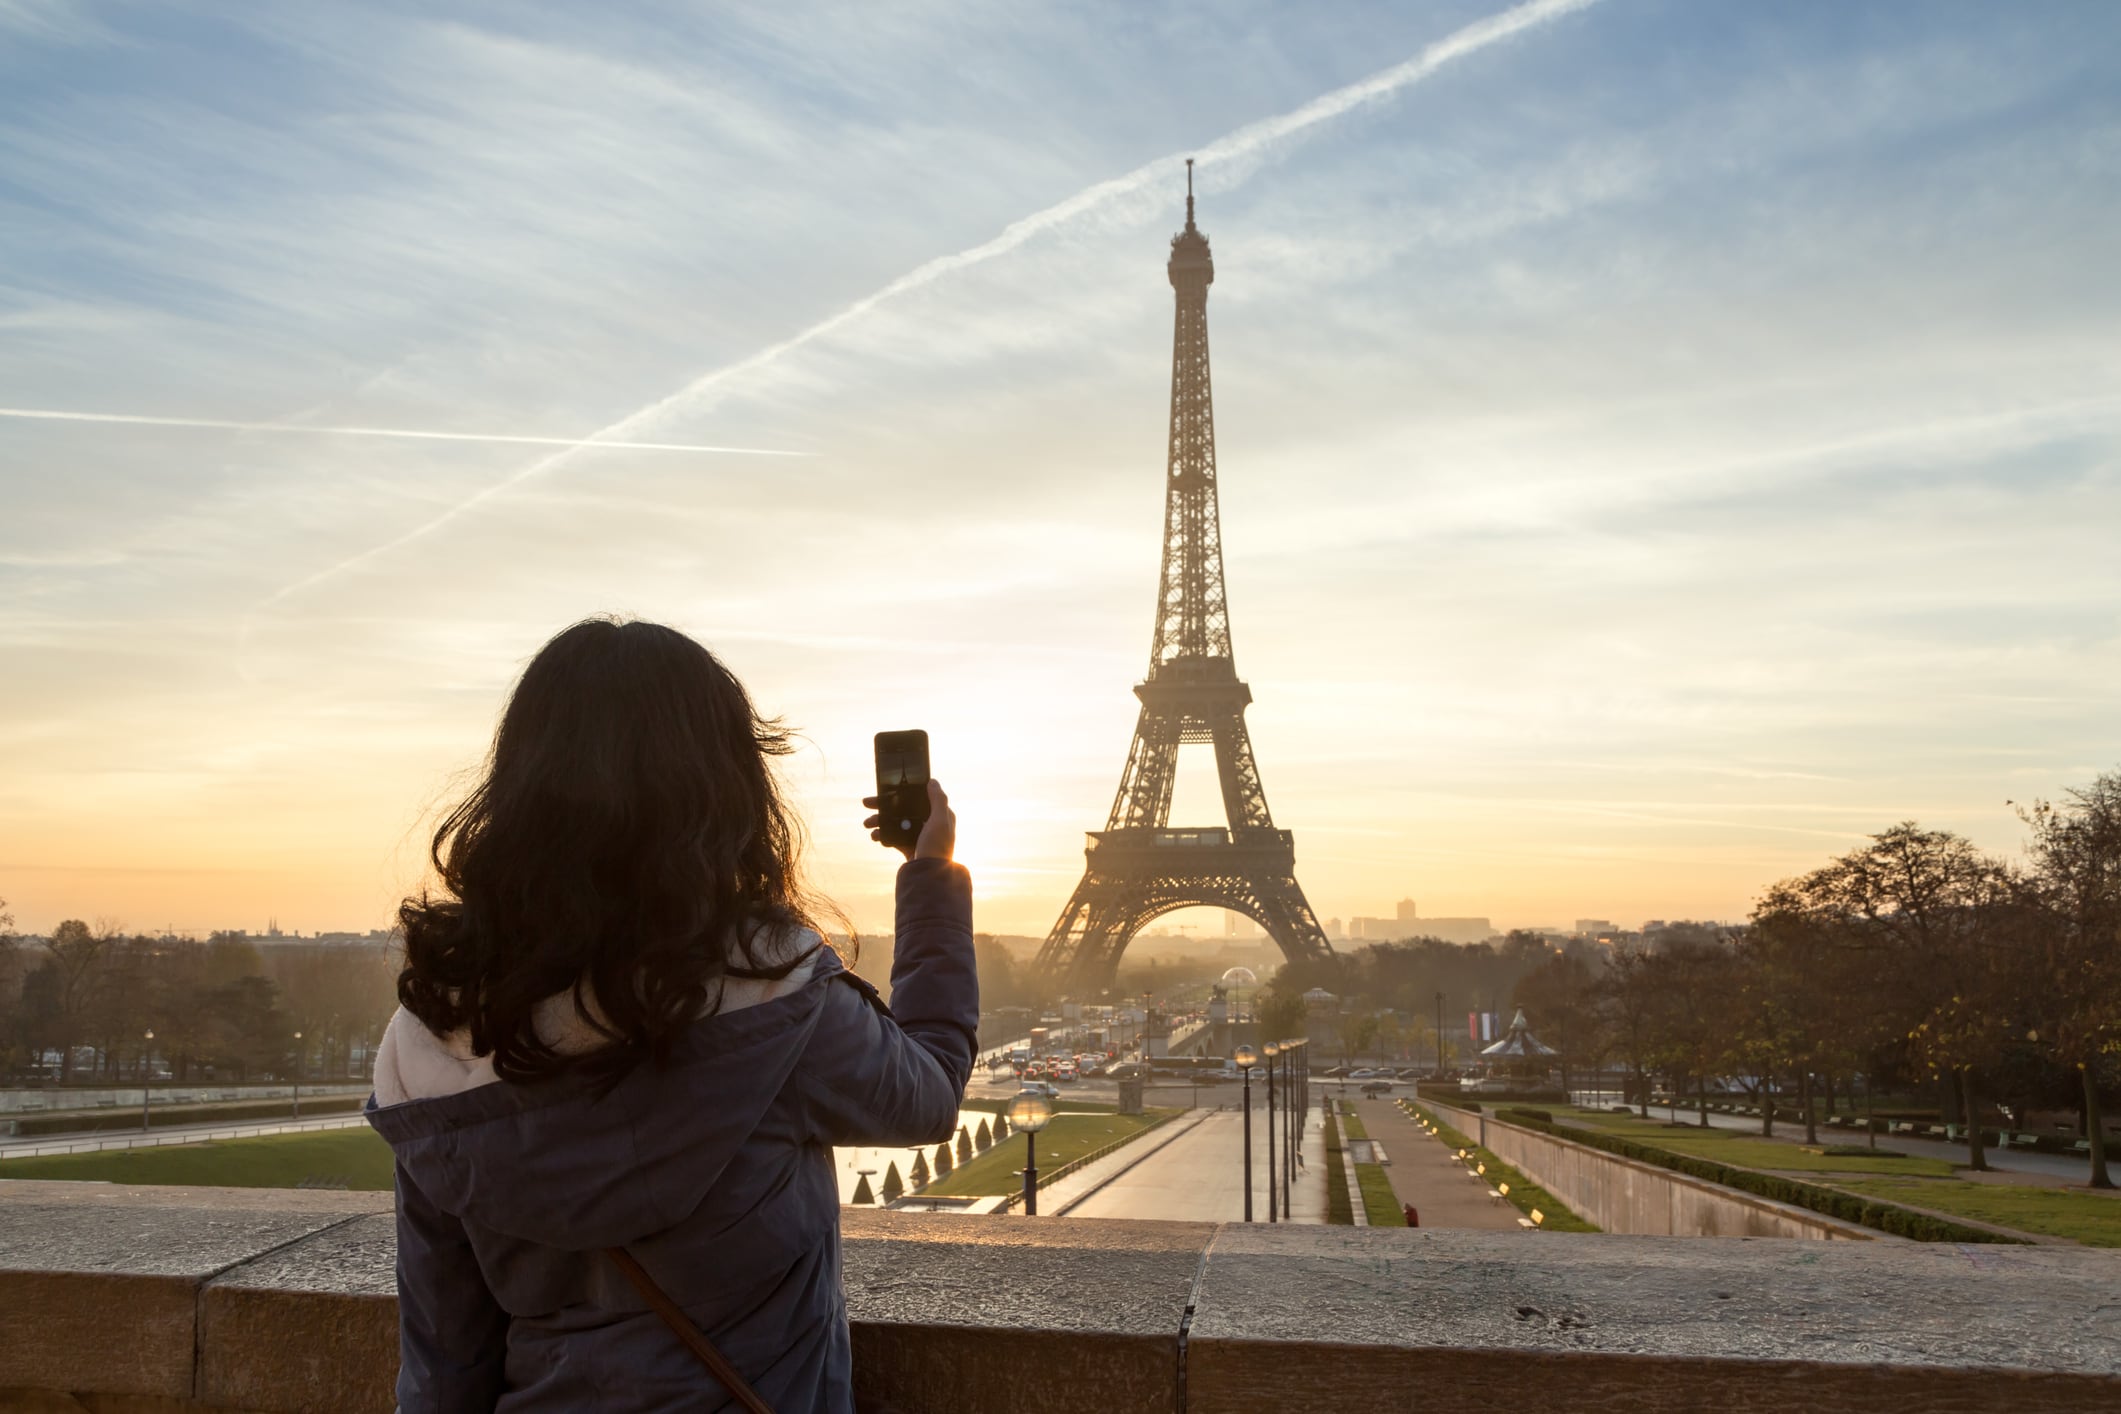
[369,618,976,1412]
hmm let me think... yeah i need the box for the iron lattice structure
[1035,167,1335,997]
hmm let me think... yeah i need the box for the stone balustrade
[2,1180,2117,1412]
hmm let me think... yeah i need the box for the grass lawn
[0,1128,396,1191]
[1337,1107,1407,1225]
[923,1110,1172,1196]
[1322,1107,1353,1224]
[961,1096,1116,1117]
[1560,1109,1957,1178]
[1828,1178,2121,1248]
[1355,1162,1405,1226]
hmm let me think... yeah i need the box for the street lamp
[1009,1090,1055,1215]
[141,1030,154,1132]
[291,1031,303,1120]
[1264,1042,1281,1222]
[1234,1043,1259,1221]
[1281,1040,1297,1216]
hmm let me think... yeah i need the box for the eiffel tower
[1034,163,1335,996]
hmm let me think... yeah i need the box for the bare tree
[1600,944,1660,1117]
[2018,773,2121,1188]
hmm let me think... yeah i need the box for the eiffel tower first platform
[1034,164,1336,997]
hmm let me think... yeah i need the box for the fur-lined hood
[367,932,850,1252]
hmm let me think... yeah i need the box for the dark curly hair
[397,617,834,1086]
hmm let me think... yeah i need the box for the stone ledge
[4,1182,2119,1413]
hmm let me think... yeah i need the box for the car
[1361,1081,1393,1096]
[1349,1068,1380,1079]
[1020,1081,1061,1100]
[1055,1063,1079,1082]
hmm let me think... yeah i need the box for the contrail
[0,407,804,457]
[268,0,1598,604]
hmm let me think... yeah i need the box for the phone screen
[876,734,930,790]
[874,730,931,853]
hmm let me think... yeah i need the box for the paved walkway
[1034,1109,1214,1213]
[1064,1102,1329,1223]
[1352,1099,1525,1232]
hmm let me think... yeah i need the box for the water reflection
[834,1106,996,1204]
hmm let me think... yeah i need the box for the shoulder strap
[603,1247,775,1414]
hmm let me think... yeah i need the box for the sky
[2,0,2118,943]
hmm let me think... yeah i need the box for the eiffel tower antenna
[1034,165,1335,997]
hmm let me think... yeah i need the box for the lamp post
[1281,1040,1296,1216]
[291,1031,303,1120]
[1234,1043,1259,1221]
[1264,1042,1281,1222]
[1009,1089,1054,1215]
[141,1030,154,1131]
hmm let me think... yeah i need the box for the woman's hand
[863,779,956,862]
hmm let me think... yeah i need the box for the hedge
[1489,1109,2026,1244]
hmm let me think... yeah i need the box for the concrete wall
[7,1181,2121,1412]
[1429,1100,1878,1240]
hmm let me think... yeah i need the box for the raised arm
[800,792,978,1147]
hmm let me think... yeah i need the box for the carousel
[1473,1008,1560,1089]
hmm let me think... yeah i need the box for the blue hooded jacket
[366,858,977,1412]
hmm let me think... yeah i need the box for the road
[1062,1101,1329,1223]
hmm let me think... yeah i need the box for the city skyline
[5,1,2119,940]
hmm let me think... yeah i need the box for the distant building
[1574,918,1617,937]
[1388,902,1496,946]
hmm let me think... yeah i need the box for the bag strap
[603,1247,775,1414]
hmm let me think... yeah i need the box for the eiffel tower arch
[1035,163,1335,997]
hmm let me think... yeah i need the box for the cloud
[0,407,807,457]
[259,0,1604,606]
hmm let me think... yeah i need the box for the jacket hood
[367,944,849,1251]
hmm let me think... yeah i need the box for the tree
[908,1149,930,1188]
[956,1126,973,1164]
[2018,773,2121,1188]
[1253,976,1308,1046]
[933,1142,953,1178]
[851,1173,877,1205]
[880,1162,904,1203]
[1511,948,1604,1093]
[42,919,111,1080]
[1600,944,1660,1117]
[975,1118,993,1151]
[1642,937,1740,1126]
[1816,824,2022,1172]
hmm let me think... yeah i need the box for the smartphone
[874,730,932,855]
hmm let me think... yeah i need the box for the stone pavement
[1352,1098,1526,1232]
[1063,1103,1330,1223]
